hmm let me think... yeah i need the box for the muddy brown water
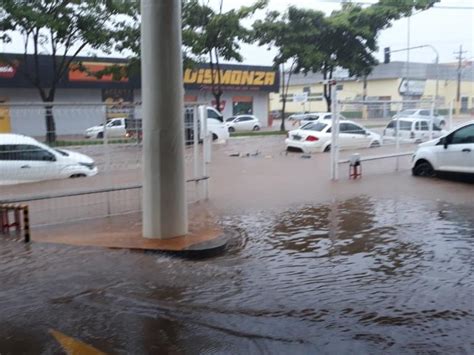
[0,195,472,354]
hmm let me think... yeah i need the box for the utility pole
[454,45,467,115]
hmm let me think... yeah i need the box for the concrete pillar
[141,0,188,239]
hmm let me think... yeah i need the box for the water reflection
[0,196,472,353]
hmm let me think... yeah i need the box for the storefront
[0,54,279,136]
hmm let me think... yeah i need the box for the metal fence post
[103,104,112,216]
[330,85,338,181]
[429,99,435,141]
[192,105,199,200]
[395,104,401,172]
[448,99,454,130]
[199,105,210,199]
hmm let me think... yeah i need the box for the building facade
[0,54,279,136]
[270,61,474,117]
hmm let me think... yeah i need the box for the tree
[254,7,326,130]
[182,0,267,113]
[318,0,439,111]
[0,0,138,142]
[255,0,439,114]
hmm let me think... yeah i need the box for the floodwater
[1,196,473,354]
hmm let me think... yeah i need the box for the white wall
[0,88,104,138]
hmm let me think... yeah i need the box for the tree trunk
[213,91,223,113]
[280,61,295,131]
[44,96,56,143]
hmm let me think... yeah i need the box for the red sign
[211,100,226,111]
[69,62,128,82]
[0,63,17,79]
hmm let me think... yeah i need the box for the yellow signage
[184,68,276,87]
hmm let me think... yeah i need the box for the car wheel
[70,173,87,178]
[412,160,435,177]
[253,125,260,131]
[96,132,104,139]
[370,141,380,148]
[324,144,331,153]
[212,133,218,141]
[228,127,235,133]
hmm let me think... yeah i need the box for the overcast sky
[1,0,472,66]
[215,0,474,65]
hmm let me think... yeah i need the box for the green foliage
[254,0,439,111]
[0,0,138,142]
[182,0,267,111]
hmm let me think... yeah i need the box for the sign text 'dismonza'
[184,68,276,87]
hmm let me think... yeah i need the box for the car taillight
[410,131,415,139]
[306,135,319,142]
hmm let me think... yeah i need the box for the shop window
[233,96,253,115]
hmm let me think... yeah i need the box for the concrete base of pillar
[31,206,227,256]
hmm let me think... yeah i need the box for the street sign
[293,92,308,103]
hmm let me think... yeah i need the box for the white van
[383,118,445,144]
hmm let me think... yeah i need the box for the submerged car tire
[96,132,104,139]
[253,125,260,131]
[324,144,331,153]
[370,141,381,148]
[212,133,218,141]
[228,127,235,133]
[70,173,87,178]
[412,160,435,177]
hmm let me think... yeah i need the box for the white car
[0,134,98,185]
[412,120,474,177]
[85,117,127,139]
[383,118,445,144]
[299,112,347,126]
[225,115,261,132]
[285,120,381,153]
[393,109,446,128]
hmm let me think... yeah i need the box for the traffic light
[384,47,391,64]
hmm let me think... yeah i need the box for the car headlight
[79,162,95,170]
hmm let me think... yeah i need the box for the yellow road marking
[50,329,106,355]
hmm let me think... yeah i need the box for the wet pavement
[1,196,473,353]
[1,136,473,354]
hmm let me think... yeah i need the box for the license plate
[293,134,302,141]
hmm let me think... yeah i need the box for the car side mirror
[441,137,448,149]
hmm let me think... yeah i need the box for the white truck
[84,117,127,139]
[85,106,229,143]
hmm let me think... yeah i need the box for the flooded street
[1,196,473,354]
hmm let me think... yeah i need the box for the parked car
[299,112,348,126]
[85,117,127,139]
[383,118,445,144]
[285,120,381,153]
[288,112,309,121]
[0,134,98,185]
[225,115,261,132]
[412,120,474,177]
[393,109,446,128]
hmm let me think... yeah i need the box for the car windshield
[54,149,69,156]
[226,117,236,122]
[301,122,327,132]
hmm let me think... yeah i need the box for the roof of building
[287,61,474,86]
